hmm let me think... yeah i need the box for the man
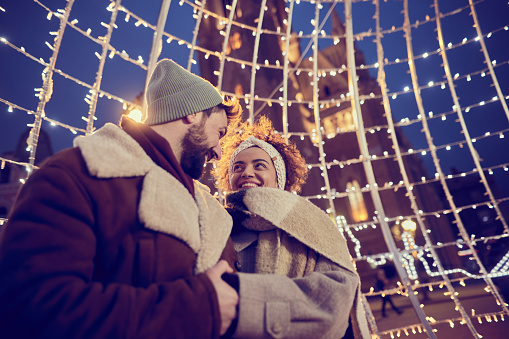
[0,59,241,338]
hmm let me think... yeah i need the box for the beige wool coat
[226,188,372,339]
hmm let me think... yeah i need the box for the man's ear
[184,112,199,124]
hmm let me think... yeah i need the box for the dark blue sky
[1,0,509,194]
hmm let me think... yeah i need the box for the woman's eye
[233,165,243,172]
[255,163,267,169]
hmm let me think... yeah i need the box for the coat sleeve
[0,160,220,339]
[233,256,358,339]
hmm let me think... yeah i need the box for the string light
[2,0,508,337]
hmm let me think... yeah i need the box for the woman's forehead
[235,146,271,161]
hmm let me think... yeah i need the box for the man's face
[180,110,228,179]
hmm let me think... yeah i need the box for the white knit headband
[228,136,286,190]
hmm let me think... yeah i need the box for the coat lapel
[75,123,232,273]
[231,187,355,273]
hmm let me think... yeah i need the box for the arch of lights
[1,0,508,337]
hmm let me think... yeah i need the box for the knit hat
[145,59,223,125]
[228,136,287,190]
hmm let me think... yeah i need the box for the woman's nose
[241,167,254,178]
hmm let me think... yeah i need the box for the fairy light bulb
[127,109,142,122]
[402,220,416,232]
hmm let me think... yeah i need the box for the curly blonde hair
[214,116,308,193]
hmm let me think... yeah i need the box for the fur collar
[226,187,355,273]
[74,123,232,273]
[227,188,372,338]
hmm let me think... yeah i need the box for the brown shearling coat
[0,121,233,339]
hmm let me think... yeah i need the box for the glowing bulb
[402,220,416,232]
[127,109,142,122]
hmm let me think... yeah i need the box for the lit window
[321,108,355,135]
[235,84,244,96]
[226,32,242,55]
[347,180,368,222]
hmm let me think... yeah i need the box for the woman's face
[230,146,278,191]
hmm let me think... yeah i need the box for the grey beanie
[145,59,223,125]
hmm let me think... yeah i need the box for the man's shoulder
[38,147,85,172]
[27,147,91,186]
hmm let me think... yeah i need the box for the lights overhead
[1,2,509,337]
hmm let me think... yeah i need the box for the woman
[214,117,372,338]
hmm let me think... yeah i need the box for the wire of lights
[179,0,506,101]
[26,0,75,179]
[84,0,122,135]
[0,156,35,178]
[141,0,172,118]
[340,199,509,237]
[311,1,339,228]
[235,2,346,120]
[281,0,297,142]
[0,8,142,131]
[313,2,380,334]
[246,0,267,123]
[468,0,509,123]
[405,0,490,303]
[217,0,239,93]
[1,35,140,109]
[434,0,509,315]
[359,292,380,339]
[179,0,485,72]
[209,59,509,136]
[40,0,496,142]
[298,137,509,180]
[491,250,509,275]
[379,310,507,338]
[366,276,509,337]
[390,1,506,337]
[0,98,87,135]
[6,0,505,149]
[406,4,500,334]
[39,0,149,70]
[372,2,472,334]
[352,1,430,336]
[435,0,509,237]
[186,0,206,71]
[349,228,509,271]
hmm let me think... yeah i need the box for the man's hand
[205,260,239,335]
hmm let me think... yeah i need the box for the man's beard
[180,117,210,179]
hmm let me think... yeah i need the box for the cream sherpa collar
[226,187,354,272]
[74,123,232,273]
[226,187,373,339]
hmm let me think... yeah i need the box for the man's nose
[211,144,222,161]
